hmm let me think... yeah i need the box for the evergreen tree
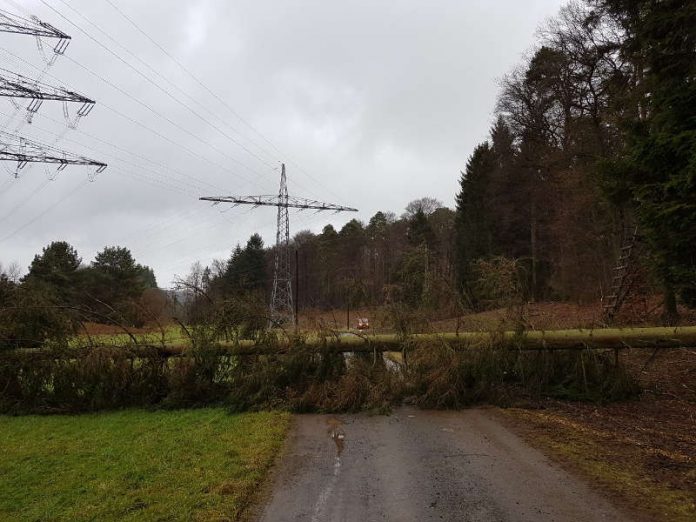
[224,234,267,294]
[598,0,696,317]
[84,246,149,323]
[407,208,437,252]
[454,142,496,304]
[0,272,15,308]
[137,266,158,289]
[23,241,82,305]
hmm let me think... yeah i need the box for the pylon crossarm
[200,195,357,212]
[0,68,94,105]
[0,9,70,40]
[0,131,107,170]
[0,151,106,168]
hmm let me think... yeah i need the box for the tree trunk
[662,284,679,326]
[530,199,537,302]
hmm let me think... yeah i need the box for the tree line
[180,197,458,324]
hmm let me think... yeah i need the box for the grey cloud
[1,0,564,286]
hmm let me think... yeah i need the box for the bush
[0,282,74,350]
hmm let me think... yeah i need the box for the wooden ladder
[602,226,639,324]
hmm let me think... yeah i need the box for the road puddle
[311,418,346,521]
[327,417,345,456]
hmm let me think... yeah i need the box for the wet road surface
[257,407,631,522]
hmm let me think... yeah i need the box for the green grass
[73,325,187,347]
[71,324,696,352]
[0,409,291,521]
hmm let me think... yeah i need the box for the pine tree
[454,142,496,304]
[224,234,267,294]
[23,241,81,305]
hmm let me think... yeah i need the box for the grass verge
[0,408,290,521]
[501,406,696,522]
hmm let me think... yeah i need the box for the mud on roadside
[499,348,696,522]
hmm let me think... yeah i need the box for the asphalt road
[257,408,632,522]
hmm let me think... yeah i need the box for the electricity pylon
[0,67,94,120]
[0,131,106,174]
[0,9,70,54]
[200,164,357,326]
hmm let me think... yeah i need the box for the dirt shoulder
[499,348,696,522]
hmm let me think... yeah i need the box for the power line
[0,177,88,243]
[12,107,226,194]
[101,0,349,205]
[0,103,237,204]
[149,209,262,278]
[1,47,271,189]
[111,206,210,251]
[39,0,281,186]
[56,0,281,167]
[26,0,343,204]
[101,0,281,159]
[0,46,269,193]
[60,52,272,186]
[0,175,50,225]
[0,110,252,248]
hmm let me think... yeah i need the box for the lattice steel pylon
[0,7,105,174]
[271,165,293,326]
[200,163,358,326]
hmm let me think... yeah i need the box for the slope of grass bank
[0,409,290,521]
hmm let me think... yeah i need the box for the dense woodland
[1,0,695,345]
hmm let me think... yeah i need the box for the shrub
[0,282,74,350]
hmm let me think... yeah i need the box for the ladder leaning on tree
[602,225,639,324]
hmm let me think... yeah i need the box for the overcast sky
[0,0,564,287]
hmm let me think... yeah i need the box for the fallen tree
[6,326,696,359]
[118,324,696,355]
[7,325,686,413]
